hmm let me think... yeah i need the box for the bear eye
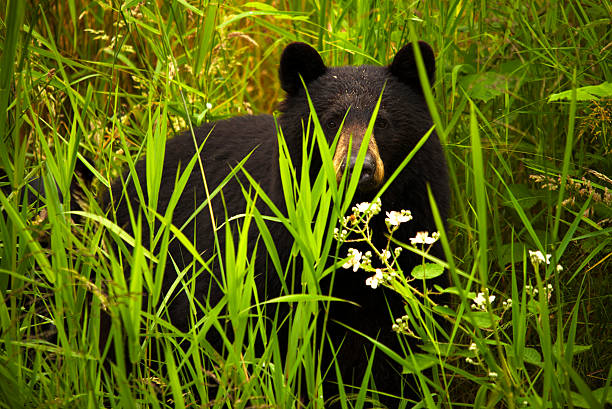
[326,119,339,130]
[375,118,389,129]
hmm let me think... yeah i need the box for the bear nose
[356,154,376,188]
[340,153,376,190]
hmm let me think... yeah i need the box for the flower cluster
[360,251,373,268]
[466,342,478,365]
[385,209,412,231]
[342,248,362,272]
[528,250,552,265]
[380,248,391,261]
[471,291,496,311]
[410,231,440,245]
[335,199,443,293]
[365,266,398,289]
[352,198,382,216]
[465,341,499,380]
[340,245,403,289]
[528,249,563,272]
[335,199,382,244]
[333,227,350,242]
[391,315,415,336]
[365,269,384,289]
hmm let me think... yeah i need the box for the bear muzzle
[332,125,385,192]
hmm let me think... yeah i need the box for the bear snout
[355,153,379,191]
[338,152,379,191]
[333,130,385,192]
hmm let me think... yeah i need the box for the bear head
[277,41,438,196]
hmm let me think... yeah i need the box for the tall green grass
[1,0,610,408]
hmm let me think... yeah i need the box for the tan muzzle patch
[332,124,384,189]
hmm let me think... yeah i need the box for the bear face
[277,42,447,208]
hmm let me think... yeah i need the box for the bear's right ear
[389,41,436,93]
[279,42,327,95]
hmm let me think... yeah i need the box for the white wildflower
[333,227,349,242]
[385,210,413,228]
[525,284,538,296]
[545,283,554,301]
[365,269,384,289]
[472,292,496,311]
[529,250,546,265]
[410,231,440,245]
[342,248,362,272]
[361,251,372,268]
[488,371,498,378]
[380,249,391,261]
[352,197,382,216]
[370,197,382,214]
[529,250,554,265]
[556,264,563,272]
[353,201,371,214]
[469,342,478,351]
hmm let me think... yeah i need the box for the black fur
[103,42,450,407]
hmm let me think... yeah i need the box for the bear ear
[279,42,327,95]
[389,41,436,92]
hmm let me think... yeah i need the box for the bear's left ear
[389,41,436,92]
[279,42,327,95]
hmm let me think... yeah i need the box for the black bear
[103,42,449,407]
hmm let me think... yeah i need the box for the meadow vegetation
[0,0,610,408]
